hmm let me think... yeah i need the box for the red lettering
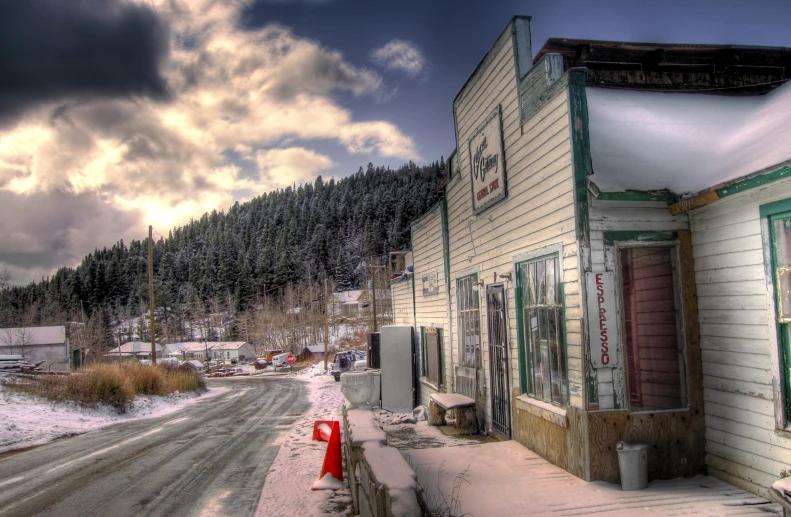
[601,353,610,365]
[477,187,489,201]
[488,178,499,193]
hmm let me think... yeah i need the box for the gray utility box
[379,326,415,413]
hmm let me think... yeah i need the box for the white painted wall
[411,205,449,408]
[391,280,414,328]
[448,24,581,437]
[689,177,791,495]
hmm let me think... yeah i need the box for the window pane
[536,260,546,306]
[778,269,791,320]
[546,257,556,305]
[539,308,552,401]
[425,328,441,386]
[621,247,687,411]
[548,307,565,403]
[774,218,791,267]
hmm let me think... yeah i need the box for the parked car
[331,350,366,382]
[253,358,269,370]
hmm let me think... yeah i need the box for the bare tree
[0,268,10,290]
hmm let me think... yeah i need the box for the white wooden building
[390,15,791,497]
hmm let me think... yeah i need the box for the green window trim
[763,201,791,426]
[514,252,569,406]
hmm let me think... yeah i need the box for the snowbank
[256,363,352,517]
[587,81,791,194]
[0,384,226,453]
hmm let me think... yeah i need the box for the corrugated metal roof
[0,326,66,346]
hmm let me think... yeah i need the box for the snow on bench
[428,393,479,435]
[429,393,475,410]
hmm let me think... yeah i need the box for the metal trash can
[616,441,648,490]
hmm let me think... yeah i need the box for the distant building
[0,326,69,372]
[298,344,327,363]
[162,341,254,362]
[329,290,364,316]
[105,341,164,361]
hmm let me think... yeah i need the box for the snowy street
[0,374,326,517]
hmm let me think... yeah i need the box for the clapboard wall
[690,177,791,497]
[391,278,414,328]
[447,20,583,472]
[411,204,451,408]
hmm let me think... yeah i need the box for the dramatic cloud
[0,0,170,126]
[255,148,334,188]
[370,39,428,79]
[0,0,419,284]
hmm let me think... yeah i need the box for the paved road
[0,377,309,517]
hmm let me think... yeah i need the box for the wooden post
[324,278,329,373]
[371,263,378,332]
[148,225,156,364]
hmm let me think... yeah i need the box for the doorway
[486,284,511,438]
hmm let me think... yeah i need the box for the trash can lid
[616,441,649,451]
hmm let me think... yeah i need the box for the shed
[298,344,327,363]
[0,326,69,372]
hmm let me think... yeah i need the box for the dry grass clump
[3,362,206,412]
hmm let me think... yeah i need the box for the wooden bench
[428,393,478,435]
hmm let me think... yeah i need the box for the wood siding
[411,205,450,408]
[690,177,791,497]
[449,25,582,448]
[391,279,413,328]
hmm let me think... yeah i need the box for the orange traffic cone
[312,420,335,442]
[311,420,343,490]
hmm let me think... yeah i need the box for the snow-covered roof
[210,342,249,351]
[304,344,326,354]
[333,290,364,303]
[587,81,791,195]
[107,341,163,354]
[164,341,248,352]
[0,326,66,346]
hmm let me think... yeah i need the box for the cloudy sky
[2,0,791,285]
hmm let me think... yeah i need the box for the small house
[106,341,164,361]
[298,344,327,363]
[329,290,364,316]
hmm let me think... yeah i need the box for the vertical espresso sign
[585,272,618,369]
[468,106,506,213]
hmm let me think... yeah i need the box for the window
[620,247,687,411]
[517,255,566,405]
[768,209,791,423]
[457,276,481,368]
[422,327,443,386]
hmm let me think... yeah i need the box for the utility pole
[148,225,156,365]
[367,259,387,333]
[324,278,329,374]
[371,265,378,332]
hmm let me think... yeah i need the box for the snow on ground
[0,383,228,454]
[256,363,352,517]
[375,407,480,450]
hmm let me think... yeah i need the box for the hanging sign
[422,271,438,296]
[468,106,506,213]
[586,272,619,369]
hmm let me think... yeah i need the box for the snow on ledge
[587,81,791,195]
[362,441,421,517]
